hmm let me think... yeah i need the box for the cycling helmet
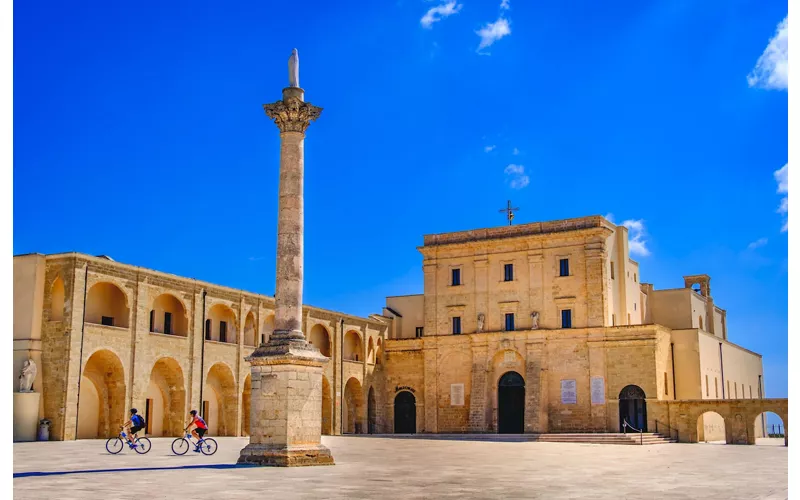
[130,408,138,414]
[190,410,197,415]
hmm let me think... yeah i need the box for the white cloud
[747,237,768,250]
[606,214,650,257]
[747,17,788,90]
[775,164,788,232]
[504,164,529,189]
[500,0,510,9]
[476,17,511,52]
[421,1,462,29]
[484,145,496,152]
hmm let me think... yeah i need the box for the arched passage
[394,391,416,434]
[309,324,331,357]
[205,363,237,436]
[619,385,647,432]
[498,371,525,434]
[262,314,275,345]
[376,338,383,365]
[321,376,333,435]
[207,304,237,344]
[86,282,130,328]
[150,294,188,336]
[244,312,257,346]
[77,349,126,439]
[344,331,363,361]
[697,411,726,443]
[367,337,375,364]
[367,387,376,434]
[241,374,251,437]
[146,357,186,436]
[50,276,65,321]
[755,411,785,446]
[343,377,364,434]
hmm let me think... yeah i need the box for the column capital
[264,92,322,134]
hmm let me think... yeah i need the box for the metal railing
[622,419,643,445]
[655,420,679,442]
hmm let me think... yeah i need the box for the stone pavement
[13,436,787,499]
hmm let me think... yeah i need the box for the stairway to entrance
[361,433,677,444]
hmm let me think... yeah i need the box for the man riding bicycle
[121,408,145,448]
[184,410,208,452]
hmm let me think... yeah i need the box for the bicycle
[106,427,152,454]
[171,430,218,456]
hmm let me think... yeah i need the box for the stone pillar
[468,343,488,432]
[237,83,333,467]
[524,342,545,433]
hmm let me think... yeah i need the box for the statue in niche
[477,313,485,333]
[530,311,539,330]
[18,358,37,393]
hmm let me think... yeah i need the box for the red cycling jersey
[192,416,208,430]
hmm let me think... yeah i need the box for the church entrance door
[498,371,525,434]
[394,391,416,434]
[618,385,647,432]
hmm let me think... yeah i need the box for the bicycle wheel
[105,437,124,454]
[134,437,152,454]
[199,438,218,456]
[171,437,190,455]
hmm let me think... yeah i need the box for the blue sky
[14,1,787,400]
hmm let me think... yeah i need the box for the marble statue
[477,313,485,333]
[19,358,37,393]
[530,311,539,330]
[288,48,299,88]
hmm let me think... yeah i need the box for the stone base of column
[237,341,334,467]
[237,443,334,467]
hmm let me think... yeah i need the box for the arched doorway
[498,371,525,434]
[146,357,186,436]
[205,363,237,436]
[241,374,251,437]
[754,411,785,446]
[343,378,364,434]
[619,385,647,432]
[394,391,416,434]
[321,376,333,435]
[77,349,126,439]
[367,387,376,434]
[697,411,726,443]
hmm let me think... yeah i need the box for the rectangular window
[415,326,424,338]
[559,258,570,277]
[715,377,719,398]
[164,312,173,335]
[205,319,211,340]
[149,310,155,332]
[627,313,631,325]
[452,317,461,335]
[561,309,572,328]
[664,372,669,395]
[101,316,114,327]
[504,263,514,282]
[505,313,515,331]
[219,321,227,343]
[610,262,615,279]
[705,375,709,397]
[451,268,461,286]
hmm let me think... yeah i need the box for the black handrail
[655,420,679,442]
[622,419,643,445]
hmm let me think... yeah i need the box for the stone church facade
[13,215,786,443]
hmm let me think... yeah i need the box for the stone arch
[262,314,275,344]
[498,371,525,434]
[146,357,186,436]
[754,411,786,446]
[343,330,363,361]
[697,411,726,443]
[367,386,376,433]
[321,376,333,435]
[244,311,257,346]
[86,282,130,328]
[309,324,331,357]
[77,349,126,439]
[204,362,238,436]
[619,384,647,432]
[488,349,525,432]
[367,337,375,364]
[50,276,65,321]
[207,304,237,344]
[343,377,365,434]
[376,338,383,365]
[150,293,188,336]
[241,374,251,437]
[394,390,416,434]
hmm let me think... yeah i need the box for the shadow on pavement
[14,463,257,479]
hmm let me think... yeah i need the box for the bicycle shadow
[14,463,259,479]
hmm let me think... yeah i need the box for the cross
[499,200,519,225]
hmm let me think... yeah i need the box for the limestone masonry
[12,215,788,445]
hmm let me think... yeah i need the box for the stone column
[237,85,333,467]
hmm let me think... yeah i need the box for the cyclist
[122,408,145,448]
[185,410,208,452]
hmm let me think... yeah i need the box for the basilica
[12,215,786,444]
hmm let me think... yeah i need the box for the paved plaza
[14,436,787,499]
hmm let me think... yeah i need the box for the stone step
[363,433,677,444]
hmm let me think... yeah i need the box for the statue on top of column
[288,48,300,88]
